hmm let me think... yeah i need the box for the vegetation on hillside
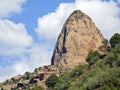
[32,86,44,90]
[45,33,120,90]
[45,74,59,88]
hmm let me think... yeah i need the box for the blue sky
[9,0,74,41]
[0,0,120,82]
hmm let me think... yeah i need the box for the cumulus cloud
[0,0,26,18]
[36,0,120,40]
[0,43,52,82]
[0,19,34,82]
[118,0,120,3]
[28,44,51,69]
[36,3,75,41]
[0,20,33,56]
[75,0,120,39]
[0,19,33,82]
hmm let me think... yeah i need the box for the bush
[86,50,100,66]
[69,65,84,78]
[99,39,109,52]
[29,78,37,84]
[24,72,31,80]
[32,86,44,90]
[110,33,120,47]
[115,59,120,67]
[55,71,72,90]
[45,74,59,88]
[69,64,120,90]
[114,43,120,53]
[103,52,117,67]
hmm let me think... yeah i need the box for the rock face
[51,10,104,68]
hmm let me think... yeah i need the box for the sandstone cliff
[51,10,104,68]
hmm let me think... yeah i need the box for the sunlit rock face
[51,10,104,68]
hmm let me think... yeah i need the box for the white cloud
[0,43,52,82]
[0,66,15,82]
[0,0,26,18]
[36,3,75,41]
[74,0,120,39]
[118,0,120,3]
[13,59,30,74]
[0,20,33,56]
[0,60,30,82]
[36,0,120,40]
[28,44,51,69]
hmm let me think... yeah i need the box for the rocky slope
[0,65,59,90]
[51,10,104,68]
[0,10,105,90]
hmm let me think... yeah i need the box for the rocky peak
[51,10,104,68]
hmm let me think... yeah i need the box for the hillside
[46,33,120,90]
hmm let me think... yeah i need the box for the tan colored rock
[51,10,104,68]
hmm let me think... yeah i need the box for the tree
[45,74,59,88]
[110,33,120,47]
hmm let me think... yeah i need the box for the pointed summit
[51,10,104,68]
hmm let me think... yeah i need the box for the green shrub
[86,50,100,66]
[32,86,44,90]
[45,74,59,88]
[69,65,84,78]
[54,71,73,90]
[103,52,117,67]
[115,59,120,67]
[69,64,120,90]
[24,71,31,80]
[110,33,120,47]
[100,84,113,90]
[99,39,109,52]
[114,43,120,53]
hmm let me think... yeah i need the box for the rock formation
[51,10,104,68]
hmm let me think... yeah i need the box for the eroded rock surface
[51,10,104,68]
